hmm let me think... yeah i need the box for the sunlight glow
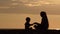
[24,4,41,7]
[56,29,60,30]
[11,0,57,7]
[12,0,17,1]
[24,1,52,7]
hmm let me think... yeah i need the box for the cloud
[24,3,41,7]
[0,0,60,15]
[11,3,19,5]
[12,0,17,1]
[0,7,10,9]
[19,0,53,7]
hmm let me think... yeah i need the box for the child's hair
[26,17,30,21]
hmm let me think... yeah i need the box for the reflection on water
[0,13,60,29]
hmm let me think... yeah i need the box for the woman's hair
[40,11,47,17]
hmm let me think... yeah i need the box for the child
[25,17,33,30]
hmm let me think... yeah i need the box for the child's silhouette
[25,17,33,30]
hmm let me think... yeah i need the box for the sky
[0,0,60,14]
[0,0,60,30]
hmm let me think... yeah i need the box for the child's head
[26,17,30,22]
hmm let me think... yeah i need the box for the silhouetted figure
[40,11,49,30]
[33,11,49,30]
[33,22,41,30]
[25,17,33,30]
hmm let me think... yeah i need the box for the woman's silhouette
[33,22,41,30]
[33,11,49,30]
[40,11,49,30]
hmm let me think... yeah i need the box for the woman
[40,11,49,30]
[33,11,49,30]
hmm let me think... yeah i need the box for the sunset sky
[0,0,60,30]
